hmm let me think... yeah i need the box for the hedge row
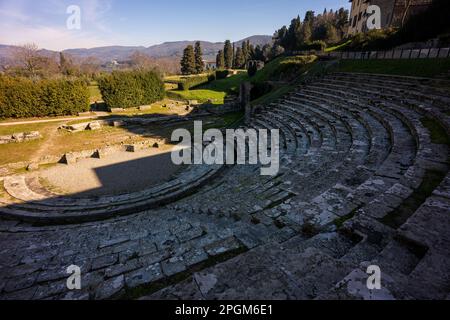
[178,74,215,91]
[215,69,232,80]
[0,75,90,119]
[299,40,327,52]
[98,70,165,109]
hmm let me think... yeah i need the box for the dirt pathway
[29,123,61,163]
[0,113,108,127]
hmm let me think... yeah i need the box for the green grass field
[88,82,102,103]
[166,72,250,104]
[200,73,249,94]
[336,58,450,78]
[251,55,317,83]
[325,40,352,52]
[166,90,226,104]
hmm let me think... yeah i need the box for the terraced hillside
[0,72,449,300]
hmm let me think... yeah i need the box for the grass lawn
[0,122,63,136]
[166,72,251,105]
[325,40,352,52]
[251,85,295,106]
[0,139,44,166]
[200,73,249,94]
[0,122,66,166]
[50,126,142,154]
[336,58,450,78]
[88,82,102,103]
[167,90,226,104]
[250,56,322,105]
[251,55,317,83]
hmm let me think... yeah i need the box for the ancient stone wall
[0,131,41,144]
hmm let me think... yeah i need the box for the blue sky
[0,0,350,50]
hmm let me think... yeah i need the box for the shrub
[0,75,89,119]
[297,41,327,52]
[98,70,165,109]
[250,82,274,101]
[215,69,232,80]
[346,29,397,51]
[247,64,258,77]
[178,74,215,91]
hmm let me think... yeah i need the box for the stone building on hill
[347,0,435,35]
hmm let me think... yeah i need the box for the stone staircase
[0,72,449,300]
[146,72,450,300]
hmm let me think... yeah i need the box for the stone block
[138,105,152,111]
[204,237,241,256]
[125,145,136,152]
[61,153,77,165]
[26,163,39,171]
[0,135,12,144]
[113,120,126,127]
[87,121,102,130]
[95,275,125,300]
[64,123,90,132]
[96,146,121,159]
[125,263,163,289]
[161,257,186,277]
[11,133,25,142]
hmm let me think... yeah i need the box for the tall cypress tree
[233,47,245,69]
[242,40,251,66]
[194,41,204,74]
[216,50,225,69]
[180,45,196,75]
[224,40,233,70]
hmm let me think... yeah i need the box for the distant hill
[0,35,272,64]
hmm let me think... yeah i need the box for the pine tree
[180,45,196,75]
[304,11,315,25]
[224,40,233,69]
[233,47,245,69]
[194,41,204,74]
[287,16,302,51]
[261,44,272,62]
[242,41,249,66]
[216,50,225,69]
[300,23,312,44]
[249,44,255,60]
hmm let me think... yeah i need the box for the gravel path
[0,114,108,126]
[39,147,183,196]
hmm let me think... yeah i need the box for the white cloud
[0,24,112,51]
[0,0,118,50]
[0,8,29,21]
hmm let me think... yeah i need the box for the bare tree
[79,56,101,78]
[130,51,154,71]
[14,43,41,77]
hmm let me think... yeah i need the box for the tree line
[180,7,349,74]
[1,43,181,80]
[180,39,260,75]
[273,8,348,54]
[216,40,254,70]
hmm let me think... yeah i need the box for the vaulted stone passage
[1,72,449,300]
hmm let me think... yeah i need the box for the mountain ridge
[0,35,272,63]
